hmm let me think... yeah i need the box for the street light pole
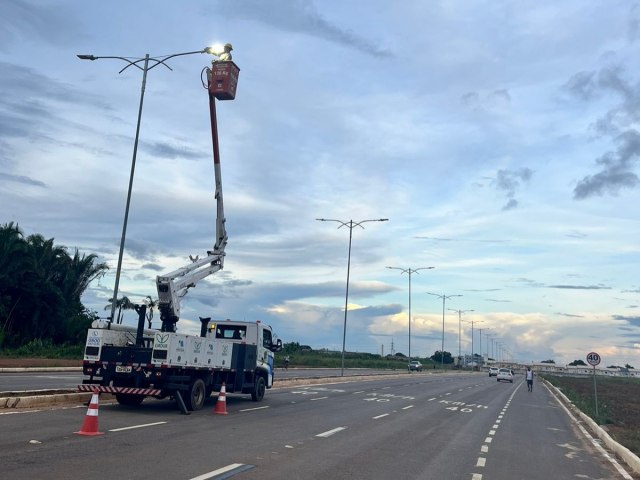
[449,309,474,368]
[477,327,490,367]
[426,292,462,371]
[317,218,388,376]
[78,47,223,325]
[386,266,434,365]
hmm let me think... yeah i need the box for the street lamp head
[205,43,233,61]
[77,54,96,61]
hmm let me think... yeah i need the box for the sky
[1,0,640,367]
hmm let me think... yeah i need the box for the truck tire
[251,375,266,402]
[115,393,144,407]
[185,379,206,411]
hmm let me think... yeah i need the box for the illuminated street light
[78,46,228,324]
[316,218,388,376]
[449,308,474,368]
[427,292,462,371]
[387,266,434,366]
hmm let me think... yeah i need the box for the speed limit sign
[586,352,601,366]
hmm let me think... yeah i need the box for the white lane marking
[316,427,347,438]
[353,391,365,394]
[489,430,496,435]
[492,424,499,429]
[310,396,328,401]
[484,437,493,443]
[239,406,270,412]
[445,392,452,396]
[472,474,483,480]
[0,410,42,415]
[382,386,391,390]
[373,413,390,419]
[481,445,488,453]
[428,397,437,401]
[476,457,486,467]
[496,419,501,424]
[189,464,252,480]
[402,405,414,410]
[109,421,167,432]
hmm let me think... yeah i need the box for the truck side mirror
[273,339,283,352]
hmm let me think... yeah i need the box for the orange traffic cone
[214,382,228,415]
[75,391,104,436]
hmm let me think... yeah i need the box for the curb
[543,379,640,475]
[1,391,93,409]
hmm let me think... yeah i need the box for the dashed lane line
[189,463,254,480]
[109,421,167,432]
[316,426,347,438]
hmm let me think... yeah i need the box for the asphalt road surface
[1,373,635,480]
[0,368,401,392]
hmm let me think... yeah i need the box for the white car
[496,368,513,383]
[489,367,499,377]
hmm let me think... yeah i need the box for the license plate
[116,365,132,373]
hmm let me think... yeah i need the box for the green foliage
[430,350,454,364]
[569,359,587,366]
[540,359,556,364]
[275,348,435,370]
[1,339,84,358]
[0,222,108,347]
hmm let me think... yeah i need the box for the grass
[0,339,84,359]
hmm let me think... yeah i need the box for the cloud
[556,312,585,318]
[547,284,612,290]
[141,140,205,160]
[222,0,392,58]
[0,172,46,187]
[613,315,640,328]
[492,167,533,210]
[566,65,640,199]
[0,0,84,49]
[574,130,640,199]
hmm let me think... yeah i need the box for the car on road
[497,368,513,383]
[489,367,499,377]
[408,360,423,372]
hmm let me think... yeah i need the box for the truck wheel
[185,379,206,411]
[115,393,144,407]
[251,376,266,402]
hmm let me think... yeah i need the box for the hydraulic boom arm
[156,59,235,332]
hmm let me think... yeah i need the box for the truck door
[259,326,274,386]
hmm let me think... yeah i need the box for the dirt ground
[0,358,81,368]
[546,375,640,456]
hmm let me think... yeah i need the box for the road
[1,373,635,480]
[0,368,402,392]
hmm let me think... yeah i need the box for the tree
[569,359,587,366]
[540,359,556,364]
[0,223,108,347]
[105,296,135,324]
[430,350,454,364]
[142,296,158,328]
[625,364,635,369]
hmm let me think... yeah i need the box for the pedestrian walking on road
[526,367,534,392]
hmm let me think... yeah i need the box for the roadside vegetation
[0,223,108,350]
[542,374,640,456]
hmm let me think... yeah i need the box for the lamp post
[78,45,229,325]
[466,318,484,369]
[387,266,434,366]
[477,327,491,368]
[449,308,474,368]
[317,218,388,375]
[426,292,462,371]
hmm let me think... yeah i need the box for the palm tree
[142,295,158,328]
[105,296,135,324]
[0,223,29,340]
